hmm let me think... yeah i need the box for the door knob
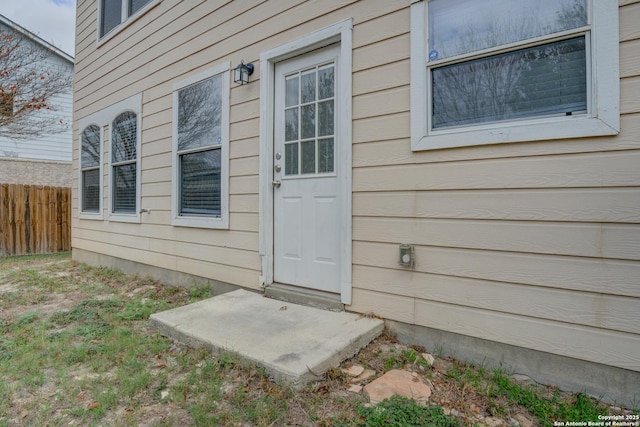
[272,180,282,188]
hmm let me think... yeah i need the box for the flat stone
[347,384,363,393]
[421,353,435,366]
[351,368,376,383]
[363,369,431,404]
[342,364,365,377]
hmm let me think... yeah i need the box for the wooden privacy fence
[0,184,71,256]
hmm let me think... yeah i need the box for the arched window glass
[81,125,101,213]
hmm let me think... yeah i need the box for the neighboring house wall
[72,0,640,405]
[0,19,74,186]
[0,158,72,187]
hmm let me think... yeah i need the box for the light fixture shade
[233,61,254,85]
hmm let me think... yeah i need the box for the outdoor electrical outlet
[399,244,414,268]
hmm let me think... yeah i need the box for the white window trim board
[258,19,353,305]
[170,62,230,229]
[410,0,620,151]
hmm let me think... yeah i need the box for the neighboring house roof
[0,13,74,64]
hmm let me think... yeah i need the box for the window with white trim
[111,111,138,215]
[410,0,619,151]
[172,63,229,229]
[80,124,102,214]
[99,0,155,38]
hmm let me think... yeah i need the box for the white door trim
[258,19,353,304]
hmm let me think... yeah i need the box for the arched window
[80,125,101,213]
[111,111,137,214]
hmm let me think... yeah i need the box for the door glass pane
[112,163,136,213]
[301,104,315,139]
[301,71,316,104]
[318,138,334,173]
[284,143,298,175]
[432,37,586,129]
[428,0,587,60]
[318,101,334,137]
[318,65,334,99]
[285,108,298,141]
[180,148,221,216]
[285,76,299,107]
[281,61,337,177]
[301,141,315,174]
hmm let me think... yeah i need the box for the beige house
[72,0,640,404]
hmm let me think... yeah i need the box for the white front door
[273,45,342,294]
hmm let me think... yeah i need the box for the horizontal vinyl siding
[0,49,73,163]
[72,0,373,288]
[349,0,640,373]
[73,0,640,373]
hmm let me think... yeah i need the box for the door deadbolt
[274,164,281,172]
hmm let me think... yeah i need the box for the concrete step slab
[149,289,384,390]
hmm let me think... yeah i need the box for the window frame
[110,111,139,217]
[410,0,620,151]
[171,62,230,229]
[78,121,103,220]
[97,0,161,43]
[106,95,142,223]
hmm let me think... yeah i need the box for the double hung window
[410,0,619,150]
[111,111,138,215]
[99,0,154,38]
[172,64,229,228]
[80,125,102,214]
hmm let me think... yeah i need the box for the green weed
[188,283,212,300]
[357,395,461,427]
[487,370,609,427]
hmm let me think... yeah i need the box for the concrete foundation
[72,248,239,296]
[388,320,639,408]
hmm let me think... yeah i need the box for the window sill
[172,216,229,230]
[79,212,104,221]
[411,114,620,151]
[109,213,141,223]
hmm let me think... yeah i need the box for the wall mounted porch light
[233,60,254,85]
